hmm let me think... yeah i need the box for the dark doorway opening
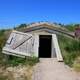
[39,35,52,58]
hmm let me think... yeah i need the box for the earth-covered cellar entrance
[39,35,52,58]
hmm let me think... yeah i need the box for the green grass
[0,55,39,67]
[58,35,80,67]
[6,56,39,67]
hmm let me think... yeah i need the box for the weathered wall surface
[3,31,36,57]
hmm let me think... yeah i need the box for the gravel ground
[32,58,80,80]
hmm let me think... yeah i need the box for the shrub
[65,40,80,52]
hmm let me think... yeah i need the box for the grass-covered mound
[58,35,80,70]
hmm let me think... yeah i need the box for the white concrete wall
[51,37,56,58]
[33,34,39,57]
[52,34,63,61]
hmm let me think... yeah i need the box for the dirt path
[32,58,80,80]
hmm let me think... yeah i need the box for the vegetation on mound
[58,35,80,68]
[5,56,39,67]
[65,24,80,31]
[14,24,28,32]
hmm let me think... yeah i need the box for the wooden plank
[2,30,35,57]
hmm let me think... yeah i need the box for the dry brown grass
[73,57,80,72]
[0,65,33,80]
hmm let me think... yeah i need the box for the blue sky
[0,0,80,29]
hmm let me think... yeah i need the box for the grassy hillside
[58,35,80,71]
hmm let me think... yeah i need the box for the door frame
[38,34,52,58]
